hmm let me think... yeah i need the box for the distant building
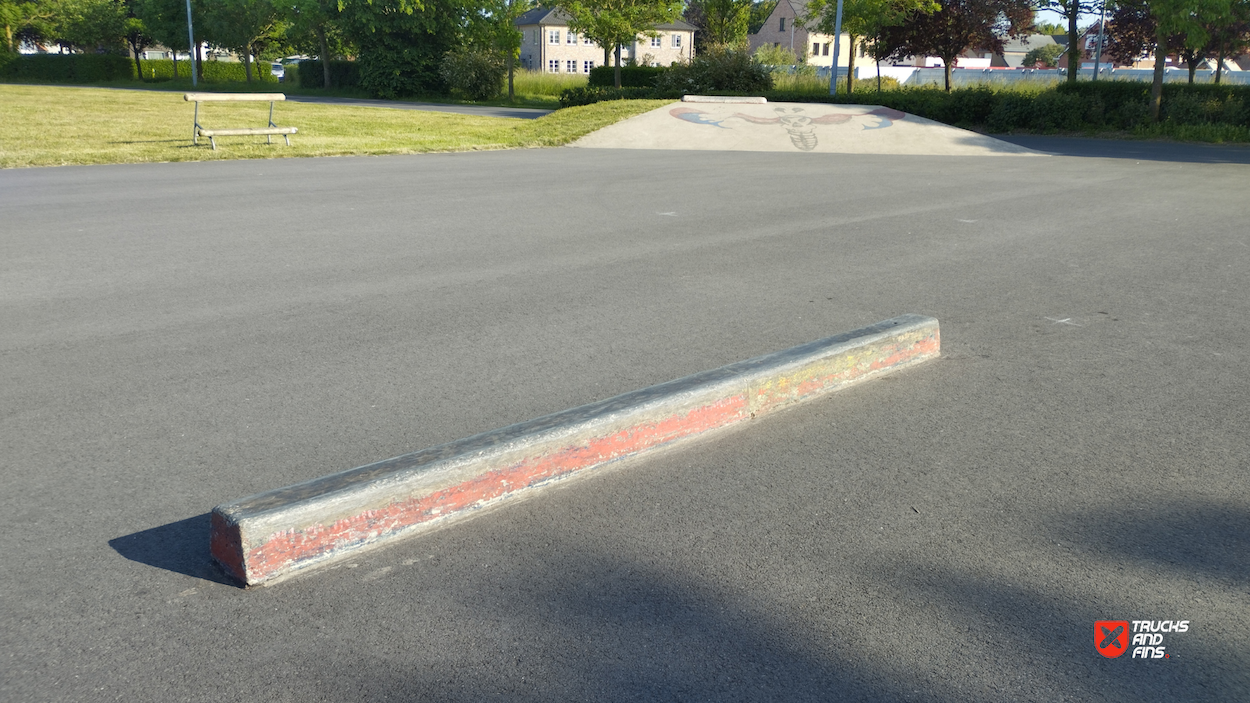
[515,8,695,73]
[747,0,851,68]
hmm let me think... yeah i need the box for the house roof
[999,34,1060,55]
[514,7,695,31]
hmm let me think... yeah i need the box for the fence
[807,65,1250,87]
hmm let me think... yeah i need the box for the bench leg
[284,134,291,146]
[210,135,217,151]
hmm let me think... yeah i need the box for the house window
[566,59,577,73]
[779,17,786,31]
[567,31,576,44]
[651,35,662,47]
[813,42,820,55]
[671,34,681,48]
[823,43,830,56]
[548,30,560,45]
[583,60,594,73]
[583,35,593,45]
[548,59,560,72]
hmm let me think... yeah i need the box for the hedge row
[561,81,1250,131]
[587,65,667,88]
[292,59,360,88]
[0,54,274,83]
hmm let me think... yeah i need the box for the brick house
[747,0,850,68]
[515,8,696,73]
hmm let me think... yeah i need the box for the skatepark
[2,100,1248,701]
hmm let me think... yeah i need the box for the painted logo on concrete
[670,105,906,151]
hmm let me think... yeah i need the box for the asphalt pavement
[1,139,1247,702]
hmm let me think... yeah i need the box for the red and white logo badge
[1095,620,1130,658]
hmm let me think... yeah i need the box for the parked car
[271,62,285,82]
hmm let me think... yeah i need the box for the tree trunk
[244,48,253,82]
[943,57,952,92]
[1187,59,1196,84]
[131,42,142,79]
[604,45,609,68]
[5,24,13,53]
[1067,1,1079,82]
[318,26,332,87]
[172,50,178,80]
[507,50,515,101]
[876,58,881,92]
[847,35,855,95]
[1215,30,1224,84]
[1150,27,1166,122]
[614,44,621,88]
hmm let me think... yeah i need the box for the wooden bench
[185,92,298,150]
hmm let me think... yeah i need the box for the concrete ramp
[572,100,1040,156]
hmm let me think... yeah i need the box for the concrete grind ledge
[210,314,940,586]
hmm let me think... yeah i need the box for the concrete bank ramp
[572,99,1040,156]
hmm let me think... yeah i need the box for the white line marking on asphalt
[657,212,677,216]
[1045,317,1084,326]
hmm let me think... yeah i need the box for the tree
[285,0,352,88]
[747,0,775,34]
[685,0,751,48]
[121,1,152,77]
[133,0,196,78]
[2,0,59,52]
[1210,0,1250,83]
[1036,0,1101,82]
[1105,0,1218,117]
[881,0,1031,91]
[205,0,285,82]
[557,0,683,88]
[464,0,532,100]
[1033,18,1066,35]
[803,0,936,95]
[51,0,127,53]
[337,0,468,98]
[1022,41,1064,65]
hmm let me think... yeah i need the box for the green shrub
[338,0,460,98]
[0,54,274,83]
[0,49,16,76]
[1022,44,1064,68]
[3,54,133,82]
[559,85,675,107]
[439,48,505,100]
[588,65,666,87]
[753,43,804,67]
[294,59,360,88]
[654,48,772,94]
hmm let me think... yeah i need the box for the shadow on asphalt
[109,513,239,587]
[1046,499,1250,583]
[995,135,1250,164]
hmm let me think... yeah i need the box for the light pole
[185,0,196,87]
[1092,0,1107,81]
[828,0,844,96]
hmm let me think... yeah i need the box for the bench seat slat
[198,127,298,137]
[185,93,286,102]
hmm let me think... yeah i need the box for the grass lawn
[0,84,669,169]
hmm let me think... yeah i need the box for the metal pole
[185,0,196,87]
[828,0,844,95]
[1093,0,1107,81]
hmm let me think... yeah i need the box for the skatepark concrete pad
[572,101,1042,156]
